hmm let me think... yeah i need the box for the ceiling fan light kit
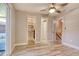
[40,3,68,14]
[49,7,56,13]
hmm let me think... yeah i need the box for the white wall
[10,4,15,53]
[62,8,79,49]
[15,11,27,44]
[15,11,55,45]
[35,15,41,43]
[15,10,41,45]
[6,4,15,55]
[47,16,54,43]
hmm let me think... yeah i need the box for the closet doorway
[27,16,36,46]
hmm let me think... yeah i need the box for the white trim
[14,43,27,47]
[62,42,79,50]
[5,3,11,56]
[11,44,15,54]
[35,41,40,44]
[26,16,36,44]
[10,43,27,55]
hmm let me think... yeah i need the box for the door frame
[54,17,64,44]
[26,16,36,45]
[5,3,11,56]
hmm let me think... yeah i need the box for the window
[0,3,6,24]
[0,3,6,53]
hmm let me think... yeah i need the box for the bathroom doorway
[27,16,36,46]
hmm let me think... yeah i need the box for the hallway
[12,44,79,56]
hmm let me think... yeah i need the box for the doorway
[27,16,36,46]
[41,17,47,44]
[55,19,63,45]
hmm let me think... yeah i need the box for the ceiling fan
[40,3,68,14]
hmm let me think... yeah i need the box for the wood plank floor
[12,44,79,56]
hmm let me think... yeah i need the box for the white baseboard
[35,41,40,44]
[11,44,15,54]
[14,43,27,47]
[62,42,79,50]
[10,43,27,55]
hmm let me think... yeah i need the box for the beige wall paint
[15,10,55,45]
[47,16,54,43]
[62,8,79,49]
[15,11,27,44]
[15,10,41,44]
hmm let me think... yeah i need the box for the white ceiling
[13,3,68,14]
[13,3,49,14]
[13,3,79,16]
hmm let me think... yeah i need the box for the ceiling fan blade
[61,3,68,6]
[40,9,46,11]
[40,8,48,11]
[56,10,61,13]
[43,20,47,22]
